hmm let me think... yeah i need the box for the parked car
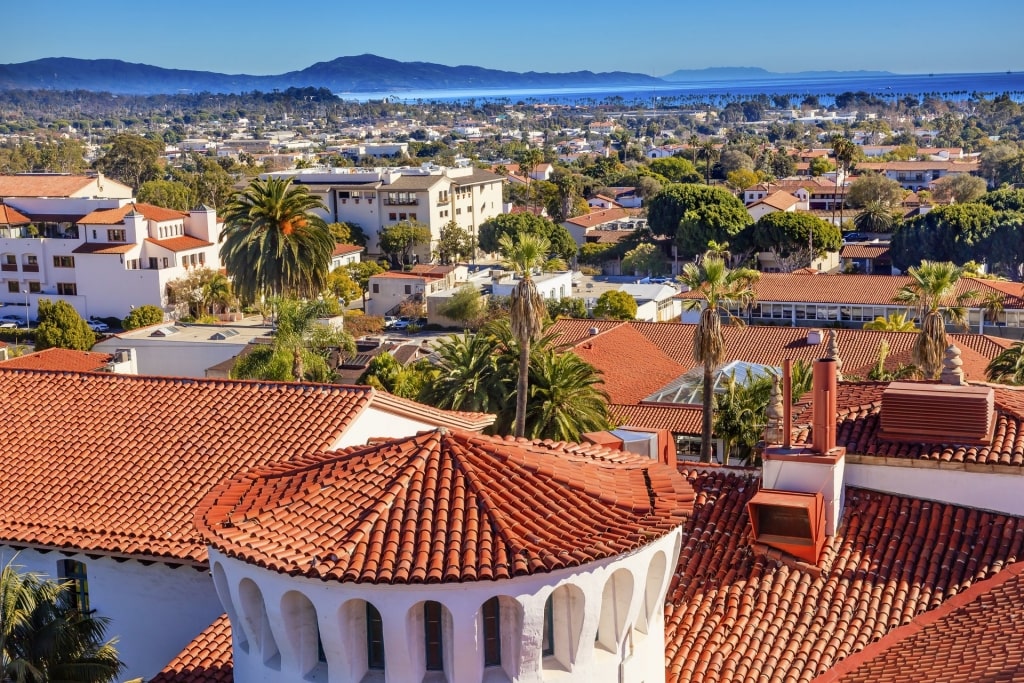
[0,314,24,324]
[842,232,867,243]
[391,318,410,331]
[87,320,110,333]
[383,316,399,329]
[0,322,18,329]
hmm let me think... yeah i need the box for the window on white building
[424,600,444,671]
[366,603,385,670]
[107,229,126,242]
[482,597,501,667]
[57,283,77,296]
[57,559,89,612]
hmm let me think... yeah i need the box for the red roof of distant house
[409,264,456,277]
[839,244,890,259]
[0,174,100,198]
[570,324,685,403]
[750,190,800,211]
[0,348,112,372]
[0,204,31,224]
[857,160,979,172]
[610,403,703,433]
[71,242,136,255]
[146,236,214,252]
[332,243,363,257]
[564,207,633,228]
[80,203,187,225]
[196,429,694,584]
[149,615,232,683]
[818,562,1024,683]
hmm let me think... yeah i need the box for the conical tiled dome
[196,429,694,584]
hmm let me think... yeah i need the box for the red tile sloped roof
[149,614,233,683]
[570,324,684,404]
[0,348,112,372]
[665,468,1024,683]
[610,403,703,433]
[0,204,31,224]
[0,369,374,563]
[80,203,187,225]
[196,429,695,584]
[145,235,214,252]
[818,562,1024,683]
[0,174,96,198]
[792,381,1024,466]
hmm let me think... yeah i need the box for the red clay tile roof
[792,381,1024,466]
[71,242,136,255]
[665,468,1024,683]
[838,244,890,259]
[79,203,187,225]
[0,204,31,224]
[0,348,112,372]
[196,429,694,584]
[856,160,979,172]
[146,235,214,252]
[676,273,1024,308]
[332,243,364,257]
[549,320,1007,385]
[0,174,97,198]
[0,370,382,563]
[570,324,684,403]
[564,207,633,228]
[818,562,1024,683]
[149,615,233,683]
[610,403,703,433]
[751,190,801,211]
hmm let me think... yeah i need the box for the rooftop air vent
[879,382,995,445]
[149,325,179,337]
[806,329,823,345]
[589,327,600,336]
[747,489,826,564]
[210,329,239,340]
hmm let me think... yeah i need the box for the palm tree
[231,298,354,382]
[987,342,1024,385]
[518,148,543,214]
[982,291,1005,328]
[831,135,857,225]
[499,233,551,438]
[1,557,123,683]
[862,311,919,331]
[853,201,895,233]
[678,255,759,462]
[525,350,612,442]
[699,140,719,185]
[688,134,700,166]
[419,332,502,413]
[219,176,334,304]
[893,261,977,378]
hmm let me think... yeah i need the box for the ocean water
[337,71,1024,105]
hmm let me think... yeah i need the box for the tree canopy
[378,220,431,268]
[845,174,905,210]
[122,304,165,330]
[743,211,842,258]
[889,203,1000,270]
[647,184,752,259]
[647,156,702,184]
[593,290,638,320]
[33,299,95,351]
[477,212,576,261]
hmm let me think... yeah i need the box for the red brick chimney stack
[812,358,838,455]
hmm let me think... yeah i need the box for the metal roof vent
[806,329,823,345]
[879,382,995,445]
[589,326,600,336]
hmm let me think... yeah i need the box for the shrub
[122,304,165,330]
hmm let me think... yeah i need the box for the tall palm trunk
[515,339,530,438]
[701,363,714,463]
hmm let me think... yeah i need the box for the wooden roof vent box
[878,382,995,445]
[747,489,826,565]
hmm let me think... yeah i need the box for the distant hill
[0,54,663,95]
[661,66,893,82]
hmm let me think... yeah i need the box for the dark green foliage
[546,297,587,320]
[593,291,638,320]
[477,213,576,261]
[889,204,1000,270]
[647,157,702,184]
[33,299,95,351]
[647,184,752,259]
[122,304,164,330]
[378,220,431,268]
[743,212,842,257]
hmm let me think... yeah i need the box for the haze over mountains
[0,54,892,95]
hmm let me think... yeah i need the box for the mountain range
[0,54,893,96]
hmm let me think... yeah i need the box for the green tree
[698,140,719,184]
[678,255,759,463]
[358,353,430,399]
[378,220,431,268]
[346,260,386,310]
[726,168,760,192]
[713,372,772,464]
[853,201,897,233]
[91,133,162,191]
[0,557,124,683]
[845,174,904,210]
[546,297,587,319]
[325,267,362,307]
[418,332,502,412]
[500,233,550,438]
[831,135,858,224]
[890,204,999,270]
[745,212,841,261]
[438,285,485,328]
[220,177,334,303]
[932,174,988,205]
[477,213,576,261]
[648,157,702,184]
[166,267,235,319]
[137,179,194,211]
[986,342,1024,385]
[231,298,354,382]
[593,291,638,320]
[518,148,544,212]
[808,156,835,176]
[435,220,474,265]
[893,261,977,378]
[862,312,918,331]
[621,242,668,277]
[33,299,95,351]
[121,304,165,330]
[524,350,612,442]
[647,183,753,259]
[327,222,368,247]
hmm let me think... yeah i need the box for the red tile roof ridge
[0,347,113,372]
[149,614,232,683]
[813,561,1024,683]
[196,428,694,584]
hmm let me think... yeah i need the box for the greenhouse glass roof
[643,360,777,405]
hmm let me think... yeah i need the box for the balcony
[1,264,16,272]
[384,198,418,206]
[22,264,39,273]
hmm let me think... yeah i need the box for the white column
[448,603,484,683]
[382,604,417,683]
[517,595,546,682]
[263,592,302,678]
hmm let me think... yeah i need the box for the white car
[87,320,110,333]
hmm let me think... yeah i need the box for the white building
[491,269,573,301]
[196,428,690,683]
[0,369,495,682]
[269,166,504,263]
[616,283,682,322]
[0,175,223,320]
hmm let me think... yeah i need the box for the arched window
[424,600,444,671]
[482,597,501,667]
[366,603,385,671]
[542,596,554,657]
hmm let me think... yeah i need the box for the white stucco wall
[333,404,445,449]
[209,527,681,683]
[91,338,249,377]
[0,547,221,682]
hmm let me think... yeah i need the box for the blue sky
[6,0,1022,76]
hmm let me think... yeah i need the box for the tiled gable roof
[792,381,1024,467]
[0,370,376,563]
[819,563,1024,682]
[610,403,703,433]
[0,174,96,198]
[146,235,214,252]
[838,244,890,259]
[149,614,232,683]
[71,242,136,255]
[570,324,684,403]
[332,243,363,257]
[196,429,694,584]
[0,204,31,224]
[665,468,1024,682]
[856,160,979,172]
[752,190,800,211]
[564,207,633,228]
[79,203,187,225]
[0,348,112,372]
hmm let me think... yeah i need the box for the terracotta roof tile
[332,243,364,257]
[0,348,112,372]
[856,160,979,172]
[610,403,703,433]
[71,242,136,255]
[665,468,1024,683]
[149,614,232,683]
[80,203,187,225]
[146,235,214,252]
[0,369,375,563]
[0,174,98,198]
[839,244,890,259]
[196,429,694,584]
[564,207,634,228]
[570,324,684,403]
[751,190,801,211]
[0,204,31,224]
